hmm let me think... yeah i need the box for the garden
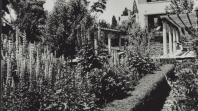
[1,0,157,111]
[2,0,198,111]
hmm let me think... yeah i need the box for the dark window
[147,0,168,2]
[148,14,164,32]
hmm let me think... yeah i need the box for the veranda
[160,12,197,59]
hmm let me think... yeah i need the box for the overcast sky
[90,0,134,23]
[43,0,198,23]
[43,0,134,23]
[5,0,198,24]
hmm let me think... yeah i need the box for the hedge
[103,64,175,111]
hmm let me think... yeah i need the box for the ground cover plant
[170,59,198,110]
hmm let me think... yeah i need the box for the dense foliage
[1,0,159,110]
[45,0,107,58]
[132,0,138,15]
[165,0,194,14]
[171,60,198,110]
[7,0,46,42]
[121,7,128,16]
[111,15,117,29]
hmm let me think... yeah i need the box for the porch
[159,12,197,59]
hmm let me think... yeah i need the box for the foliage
[9,0,46,43]
[100,19,111,28]
[172,60,198,110]
[46,0,107,58]
[2,0,10,16]
[2,0,19,36]
[45,0,90,58]
[89,66,138,107]
[77,43,107,74]
[102,64,174,111]
[128,23,152,57]
[121,7,128,16]
[91,0,107,13]
[165,0,194,14]
[127,51,156,76]
[111,15,117,29]
[132,0,138,15]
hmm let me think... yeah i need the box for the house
[121,0,197,35]
[120,0,197,58]
[120,0,171,35]
[137,0,171,29]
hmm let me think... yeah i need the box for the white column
[169,24,173,56]
[173,28,176,54]
[163,21,168,57]
[176,29,179,43]
[108,37,111,54]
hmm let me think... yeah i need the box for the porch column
[163,21,168,56]
[173,27,176,54]
[176,29,179,43]
[169,24,173,56]
[108,37,111,54]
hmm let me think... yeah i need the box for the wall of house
[137,0,171,28]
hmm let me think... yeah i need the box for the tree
[91,0,107,13]
[100,19,110,28]
[46,0,107,58]
[11,0,46,43]
[165,0,194,14]
[121,7,128,16]
[2,0,19,36]
[132,0,138,15]
[111,15,117,29]
[2,0,46,43]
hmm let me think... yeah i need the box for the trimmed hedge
[103,64,175,111]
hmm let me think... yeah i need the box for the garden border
[103,64,175,111]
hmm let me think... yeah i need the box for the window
[148,14,164,32]
[147,0,168,2]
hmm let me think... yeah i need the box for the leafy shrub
[77,41,109,75]
[89,66,137,107]
[173,60,198,110]
[127,52,156,76]
[22,91,43,111]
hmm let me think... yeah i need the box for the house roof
[160,12,197,28]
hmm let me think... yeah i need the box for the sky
[43,0,134,23]
[4,0,198,24]
[89,0,134,23]
[43,0,198,23]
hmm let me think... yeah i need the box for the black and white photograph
[1,0,198,110]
